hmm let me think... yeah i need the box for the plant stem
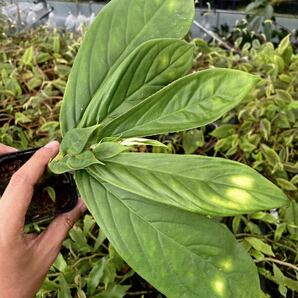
[254,258,298,271]
[71,253,104,268]
[126,291,151,296]
[236,233,297,254]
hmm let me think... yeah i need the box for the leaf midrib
[73,0,170,130]
[99,70,244,137]
[105,0,169,79]
[82,40,192,128]
[105,42,189,119]
[99,180,228,295]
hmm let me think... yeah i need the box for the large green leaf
[78,39,194,128]
[61,0,195,134]
[88,152,288,216]
[75,171,261,298]
[97,69,259,138]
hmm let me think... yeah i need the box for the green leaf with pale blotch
[61,125,101,155]
[75,171,261,298]
[87,153,288,216]
[78,39,194,128]
[61,0,195,134]
[97,69,259,138]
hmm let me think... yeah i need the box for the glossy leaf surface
[61,0,195,134]
[97,69,259,138]
[75,171,261,298]
[88,153,288,216]
[78,39,194,128]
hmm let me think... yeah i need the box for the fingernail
[44,141,59,152]
[79,200,88,213]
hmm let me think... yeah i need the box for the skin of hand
[0,141,87,298]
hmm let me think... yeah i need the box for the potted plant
[0,148,78,224]
[47,0,288,296]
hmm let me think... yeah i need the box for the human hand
[0,141,86,298]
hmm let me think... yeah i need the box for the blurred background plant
[209,0,298,49]
[244,0,296,41]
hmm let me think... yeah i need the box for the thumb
[38,198,87,254]
[0,143,17,154]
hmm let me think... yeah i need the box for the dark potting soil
[0,149,77,224]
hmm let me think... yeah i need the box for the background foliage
[0,19,297,298]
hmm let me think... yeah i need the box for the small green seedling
[49,0,288,297]
[44,186,56,203]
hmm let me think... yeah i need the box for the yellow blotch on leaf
[159,56,169,67]
[166,70,177,80]
[210,195,239,209]
[219,258,233,272]
[212,277,225,296]
[226,188,251,204]
[230,175,254,189]
[168,0,177,12]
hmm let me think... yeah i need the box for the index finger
[0,141,59,231]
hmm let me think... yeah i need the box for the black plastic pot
[0,148,78,225]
